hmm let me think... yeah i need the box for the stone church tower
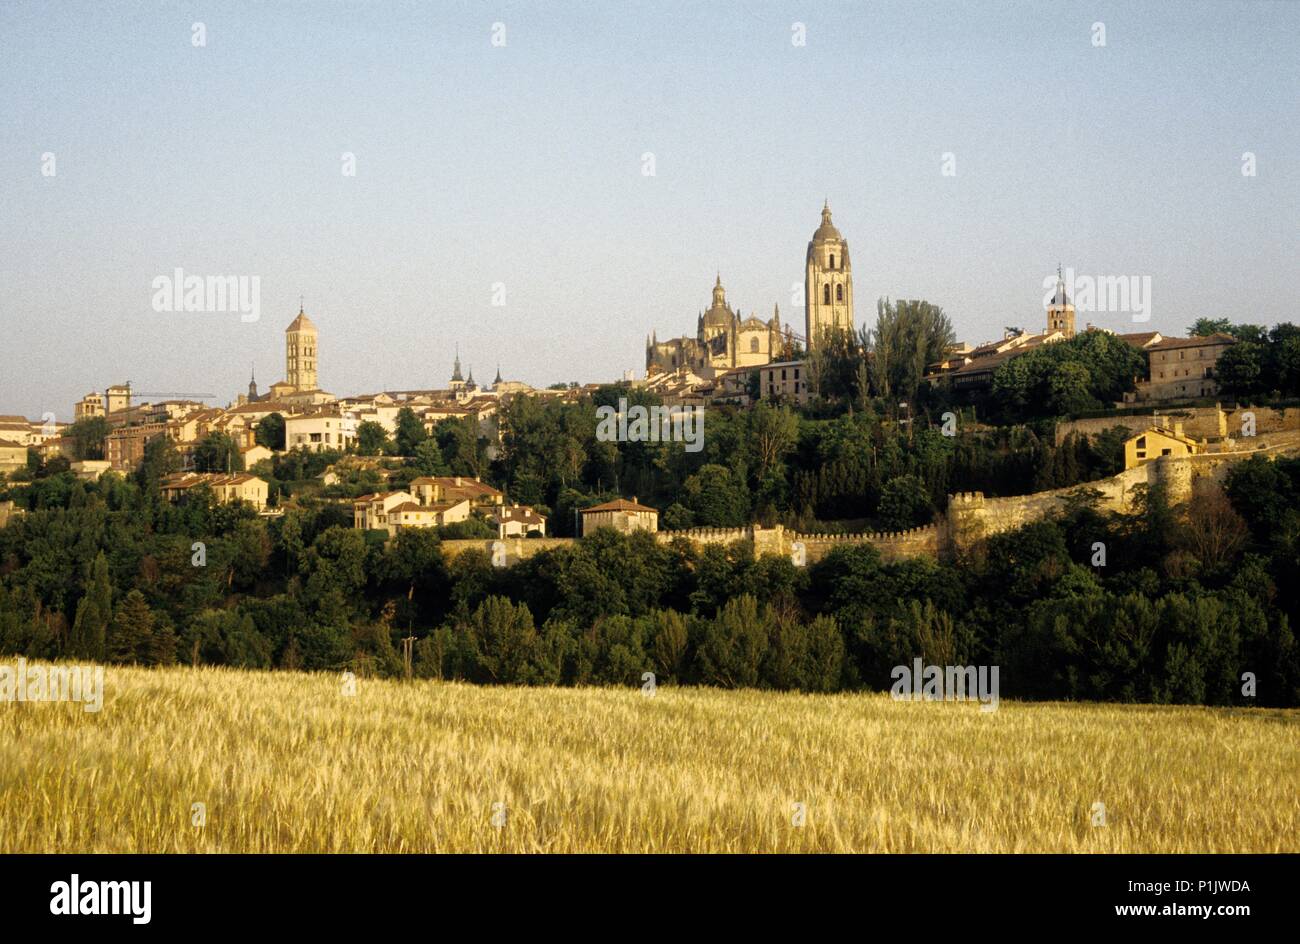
[1047,265,1076,339]
[805,201,854,348]
[285,304,319,392]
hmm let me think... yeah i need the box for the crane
[109,382,217,405]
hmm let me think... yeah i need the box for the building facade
[1134,333,1236,402]
[580,497,659,535]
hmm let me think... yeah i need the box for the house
[284,408,356,452]
[1130,333,1236,402]
[1124,424,1202,470]
[70,460,113,481]
[353,491,416,531]
[384,498,471,536]
[0,500,23,528]
[580,497,659,536]
[105,422,169,471]
[240,444,274,468]
[487,504,547,538]
[0,439,28,476]
[159,472,269,509]
[759,360,810,405]
[932,330,1067,394]
[408,475,504,510]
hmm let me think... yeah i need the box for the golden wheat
[0,663,1295,852]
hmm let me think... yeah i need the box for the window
[1136,436,1146,448]
[830,254,836,269]
[1162,448,1172,456]
[823,284,830,305]
[750,337,759,353]
[836,284,843,302]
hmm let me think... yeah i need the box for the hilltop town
[2,202,1296,550]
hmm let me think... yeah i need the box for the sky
[1,0,1296,420]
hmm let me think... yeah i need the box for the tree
[355,420,390,457]
[107,590,154,664]
[412,438,449,475]
[695,595,769,688]
[254,413,286,451]
[877,474,932,530]
[67,417,109,461]
[394,407,427,456]
[683,464,750,527]
[1187,318,1232,337]
[870,297,956,404]
[194,432,243,473]
[748,402,799,480]
[1178,487,1248,573]
[1216,342,1264,398]
[68,552,112,659]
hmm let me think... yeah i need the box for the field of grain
[1,663,1296,852]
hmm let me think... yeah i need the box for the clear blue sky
[1,0,1296,419]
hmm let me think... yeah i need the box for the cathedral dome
[810,202,843,243]
[701,274,734,328]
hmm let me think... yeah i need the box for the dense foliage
[2,452,1296,706]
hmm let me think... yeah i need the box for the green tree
[254,413,286,450]
[194,432,243,473]
[877,474,932,530]
[695,595,769,688]
[1216,342,1264,398]
[394,407,427,456]
[355,420,389,457]
[67,417,110,461]
[683,464,750,527]
[68,551,112,659]
[1187,317,1232,337]
[107,590,155,664]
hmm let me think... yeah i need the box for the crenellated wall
[440,440,1300,567]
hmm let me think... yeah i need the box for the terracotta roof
[489,506,546,525]
[161,472,263,488]
[0,438,27,449]
[1148,333,1236,350]
[286,310,317,332]
[583,498,658,514]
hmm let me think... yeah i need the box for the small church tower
[285,302,319,392]
[1047,264,1076,339]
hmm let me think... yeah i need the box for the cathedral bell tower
[804,201,854,349]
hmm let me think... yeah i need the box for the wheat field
[0,663,1296,853]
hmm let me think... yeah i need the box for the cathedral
[645,202,854,375]
[645,275,783,374]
